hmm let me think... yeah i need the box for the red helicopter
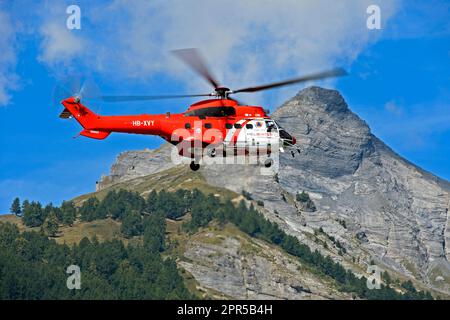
[59,49,346,171]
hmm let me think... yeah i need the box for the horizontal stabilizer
[79,129,111,140]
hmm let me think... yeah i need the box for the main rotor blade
[52,83,72,105]
[172,48,220,89]
[232,68,348,94]
[78,78,102,101]
[101,93,212,102]
[52,76,102,103]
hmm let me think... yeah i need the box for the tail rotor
[52,76,102,118]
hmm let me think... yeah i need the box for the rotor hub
[214,87,231,99]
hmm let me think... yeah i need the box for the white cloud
[0,8,18,106]
[38,21,86,66]
[34,1,88,74]
[36,0,400,105]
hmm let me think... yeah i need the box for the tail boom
[61,97,167,139]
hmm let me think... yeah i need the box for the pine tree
[382,271,392,286]
[79,197,100,222]
[120,210,143,238]
[21,199,30,212]
[10,197,21,216]
[22,199,30,212]
[61,201,77,226]
[43,203,55,218]
[43,211,59,237]
[143,211,166,253]
[22,201,45,227]
[146,190,158,213]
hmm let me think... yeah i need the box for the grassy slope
[72,165,238,205]
[1,165,239,245]
[0,214,130,245]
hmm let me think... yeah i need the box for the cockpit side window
[266,120,276,132]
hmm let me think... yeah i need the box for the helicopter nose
[292,136,297,145]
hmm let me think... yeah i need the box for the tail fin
[61,97,99,129]
[61,97,110,140]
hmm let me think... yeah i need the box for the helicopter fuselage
[61,97,297,169]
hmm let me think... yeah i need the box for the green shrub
[296,191,310,202]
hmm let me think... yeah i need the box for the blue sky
[0,0,449,213]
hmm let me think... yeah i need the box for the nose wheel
[190,161,200,171]
[264,158,274,168]
[207,147,216,158]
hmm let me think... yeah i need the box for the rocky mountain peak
[274,86,372,178]
[277,86,349,116]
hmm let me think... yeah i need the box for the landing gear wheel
[190,161,200,171]
[264,158,274,168]
[207,148,216,158]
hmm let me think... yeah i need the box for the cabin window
[185,123,191,129]
[225,123,233,129]
[246,124,253,129]
[204,123,212,129]
[234,123,242,129]
[184,106,236,117]
[266,120,276,132]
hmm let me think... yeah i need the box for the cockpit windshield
[279,129,293,140]
[265,120,292,140]
[274,120,285,129]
